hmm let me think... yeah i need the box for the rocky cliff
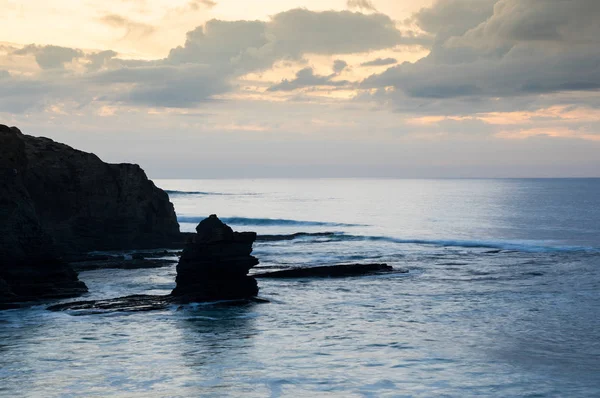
[0,164,87,307]
[0,124,180,253]
[0,124,181,306]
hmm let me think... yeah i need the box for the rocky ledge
[47,216,406,313]
[50,215,261,312]
[254,263,402,278]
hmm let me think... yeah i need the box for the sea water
[1,179,599,397]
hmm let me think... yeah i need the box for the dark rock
[172,215,260,302]
[70,258,177,272]
[64,253,116,263]
[47,294,266,313]
[254,263,400,278]
[47,294,175,313]
[256,232,337,242]
[0,278,16,302]
[0,162,88,306]
[0,124,180,254]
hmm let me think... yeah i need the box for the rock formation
[0,124,180,254]
[171,215,260,302]
[49,215,261,312]
[0,123,182,307]
[254,263,399,278]
[0,164,87,308]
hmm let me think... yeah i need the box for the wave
[165,190,257,196]
[257,232,339,242]
[253,231,599,253]
[346,236,599,253]
[177,216,364,227]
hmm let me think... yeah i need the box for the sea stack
[171,215,260,302]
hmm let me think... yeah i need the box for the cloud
[85,50,118,72]
[268,9,404,56]
[363,0,600,111]
[167,19,269,71]
[360,57,397,67]
[451,0,600,47]
[0,74,67,113]
[115,65,230,107]
[347,0,377,12]
[100,14,156,40]
[0,70,9,79]
[189,0,217,10]
[1,8,430,109]
[268,67,350,92]
[333,60,348,73]
[13,45,83,69]
[168,9,412,71]
[413,0,497,44]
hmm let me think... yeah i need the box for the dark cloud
[333,60,348,73]
[413,0,497,44]
[347,0,377,12]
[360,57,397,67]
[168,9,412,71]
[364,0,600,108]
[454,0,600,45]
[13,45,83,69]
[160,8,422,105]
[269,9,403,56]
[168,19,268,70]
[0,70,9,79]
[116,66,229,107]
[268,67,350,92]
[85,50,118,72]
[0,75,66,112]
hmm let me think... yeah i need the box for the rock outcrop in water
[0,124,180,254]
[172,215,260,302]
[254,263,398,278]
[49,215,261,312]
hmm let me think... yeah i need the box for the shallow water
[2,179,599,397]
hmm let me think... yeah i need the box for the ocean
[1,179,599,397]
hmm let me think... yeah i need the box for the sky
[1,0,599,178]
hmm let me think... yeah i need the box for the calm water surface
[1,179,599,397]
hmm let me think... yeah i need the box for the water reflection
[174,303,266,395]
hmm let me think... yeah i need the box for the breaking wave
[257,232,339,241]
[254,232,599,253]
[166,190,258,196]
[177,216,364,227]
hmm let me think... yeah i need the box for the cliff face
[0,163,87,306]
[0,124,180,306]
[0,124,180,253]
